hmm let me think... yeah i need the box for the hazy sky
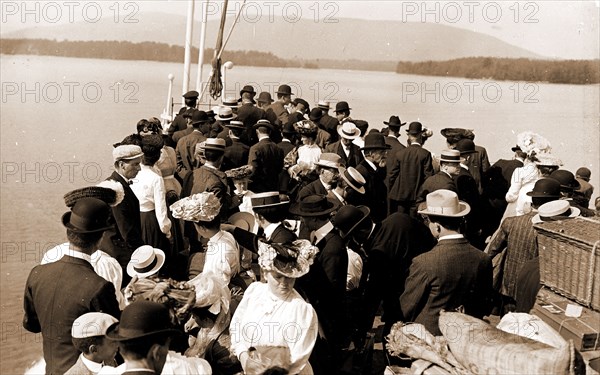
[2,0,599,59]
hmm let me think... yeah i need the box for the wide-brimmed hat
[127,245,165,278]
[361,132,391,151]
[201,138,226,152]
[72,312,119,339]
[337,122,361,140]
[294,120,318,136]
[334,101,351,113]
[290,195,340,217]
[64,180,124,208]
[275,84,293,96]
[226,120,245,130]
[455,139,476,154]
[317,100,330,110]
[309,108,323,122]
[550,170,581,191]
[532,200,580,224]
[253,119,275,132]
[340,167,366,194]
[333,205,371,239]
[440,128,474,142]
[106,301,179,341]
[383,115,406,128]
[215,107,237,121]
[183,90,199,99]
[439,149,461,163]
[170,192,222,222]
[257,91,274,103]
[534,153,563,167]
[258,240,318,278]
[62,197,112,234]
[576,167,591,181]
[112,145,143,163]
[250,192,290,208]
[417,189,471,217]
[406,122,426,135]
[526,178,561,198]
[239,85,256,97]
[314,153,344,169]
[228,211,256,233]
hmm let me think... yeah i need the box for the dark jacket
[176,130,207,181]
[388,144,434,202]
[223,138,250,170]
[325,140,364,169]
[417,171,457,203]
[248,138,284,193]
[356,159,388,223]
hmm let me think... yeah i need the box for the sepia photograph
[1,1,599,374]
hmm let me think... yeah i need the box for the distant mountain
[2,13,543,62]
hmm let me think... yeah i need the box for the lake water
[1,54,598,373]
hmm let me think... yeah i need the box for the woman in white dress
[230,240,319,374]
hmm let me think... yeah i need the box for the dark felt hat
[383,115,406,128]
[406,122,425,135]
[62,197,112,234]
[333,205,371,239]
[191,110,210,126]
[240,85,256,97]
[526,178,561,198]
[361,132,391,151]
[334,101,351,113]
[257,91,274,103]
[253,119,275,132]
[455,139,476,154]
[289,195,340,217]
[275,85,293,96]
[106,301,179,341]
[293,98,310,111]
[550,170,581,191]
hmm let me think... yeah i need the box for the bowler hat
[257,91,274,103]
[532,199,580,224]
[550,170,581,191]
[340,167,366,194]
[201,138,226,152]
[438,150,461,163]
[240,85,256,97]
[418,189,471,217]
[383,115,406,128]
[406,122,425,135]
[290,195,340,217]
[309,108,323,122]
[334,101,351,113]
[511,145,522,152]
[191,110,210,126]
[281,122,297,135]
[127,245,165,278]
[106,301,179,341]
[275,84,293,96]
[337,122,361,140]
[183,90,199,99]
[62,197,112,234]
[526,178,561,198]
[253,119,275,132]
[455,139,476,154]
[251,192,290,208]
[576,167,591,181]
[361,132,391,151]
[334,205,371,239]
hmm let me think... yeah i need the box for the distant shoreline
[2,38,599,85]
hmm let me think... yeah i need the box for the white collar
[438,234,464,241]
[460,163,469,170]
[258,135,270,141]
[65,248,92,264]
[331,189,346,205]
[80,353,103,373]
[263,222,280,240]
[410,142,422,147]
[319,177,332,191]
[281,138,291,143]
[365,158,377,170]
[312,221,334,244]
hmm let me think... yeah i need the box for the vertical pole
[182,0,195,95]
[196,0,209,94]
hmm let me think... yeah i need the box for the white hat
[532,200,580,224]
[127,245,165,278]
[314,153,343,169]
[418,189,471,217]
[71,312,118,338]
[337,122,361,140]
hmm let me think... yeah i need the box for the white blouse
[230,282,318,374]
[203,230,241,285]
[130,164,172,235]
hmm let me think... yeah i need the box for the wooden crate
[534,217,600,311]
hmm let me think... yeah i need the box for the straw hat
[337,122,361,140]
[127,245,165,278]
[417,189,471,217]
[532,200,580,224]
[340,167,366,194]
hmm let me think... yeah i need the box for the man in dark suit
[441,128,491,194]
[100,145,144,275]
[308,108,332,149]
[291,195,347,373]
[268,84,293,127]
[325,122,364,169]
[236,85,265,145]
[316,101,340,143]
[356,132,391,223]
[175,110,210,181]
[107,301,179,375]
[297,153,343,202]
[222,121,250,170]
[333,101,352,125]
[388,122,435,217]
[24,198,121,374]
[171,108,196,145]
[417,149,460,203]
[334,204,436,347]
[383,116,407,190]
[400,190,493,335]
[167,90,199,142]
[247,120,284,193]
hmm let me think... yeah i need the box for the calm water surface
[1,54,598,373]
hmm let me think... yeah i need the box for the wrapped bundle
[225,165,253,181]
[439,311,575,375]
[125,275,196,326]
